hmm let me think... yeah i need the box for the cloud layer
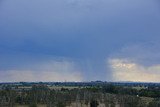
[0,60,83,82]
[0,0,160,82]
[108,42,160,82]
[108,58,160,82]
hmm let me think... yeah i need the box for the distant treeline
[1,81,160,87]
[100,84,160,98]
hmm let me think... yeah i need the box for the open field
[48,86,80,90]
[15,104,47,107]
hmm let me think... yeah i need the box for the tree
[90,100,99,107]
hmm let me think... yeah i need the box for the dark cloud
[0,0,160,81]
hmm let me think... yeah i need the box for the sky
[0,0,160,82]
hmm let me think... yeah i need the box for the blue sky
[0,0,160,82]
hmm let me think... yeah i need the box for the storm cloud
[0,0,160,82]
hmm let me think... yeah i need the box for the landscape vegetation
[0,82,160,107]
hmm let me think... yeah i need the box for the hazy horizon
[0,0,160,82]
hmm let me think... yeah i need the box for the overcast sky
[0,0,160,82]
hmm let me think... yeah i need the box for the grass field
[48,86,80,90]
[15,104,47,107]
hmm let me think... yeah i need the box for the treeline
[84,84,160,98]
[101,84,160,98]
[0,84,160,107]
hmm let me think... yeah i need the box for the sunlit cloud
[108,58,160,82]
